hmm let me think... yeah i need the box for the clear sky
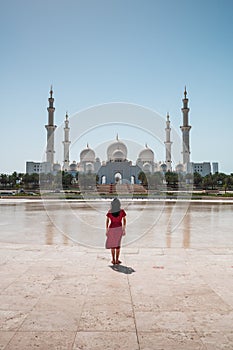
[0,0,233,174]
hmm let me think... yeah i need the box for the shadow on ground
[109,264,135,274]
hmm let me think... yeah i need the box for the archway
[101,175,106,184]
[114,172,122,184]
[131,175,135,184]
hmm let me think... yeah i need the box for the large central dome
[138,145,154,162]
[80,144,95,162]
[107,136,127,161]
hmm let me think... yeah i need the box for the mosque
[26,88,218,182]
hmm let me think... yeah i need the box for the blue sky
[0,0,233,174]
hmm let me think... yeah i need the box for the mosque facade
[25,87,218,182]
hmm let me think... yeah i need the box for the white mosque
[26,87,218,182]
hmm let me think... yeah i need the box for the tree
[8,171,18,188]
[193,172,202,188]
[0,174,8,188]
[165,171,178,189]
[202,174,217,190]
[62,172,73,189]
[223,176,232,193]
[138,171,148,187]
[22,173,39,189]
[213,172,226,188]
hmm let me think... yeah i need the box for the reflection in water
[164,203,191,248]
[182,210,191,249]
[61,216,71,245]
[45,217,55,245]
[45,211,71,245]
[1,200,233,248]
[166,204,173,248]
[163,202,191,249]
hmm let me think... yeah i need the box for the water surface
[0,199,233,248]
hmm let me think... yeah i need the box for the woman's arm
[122,216,126,235]
[106,217,110,235]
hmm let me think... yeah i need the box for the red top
[106,209,126,228]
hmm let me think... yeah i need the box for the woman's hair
[111,197,121,217]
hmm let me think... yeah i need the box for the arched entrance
[114,172,122,184]
[101,175,106,184]
[131,175,135,184]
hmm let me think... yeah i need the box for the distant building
[26,161,51,175]
[212,162,219,174]
[26,87,220,182]
[190,162,211,177]
[189,162,219,177]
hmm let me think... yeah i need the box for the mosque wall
[97,161,142,184]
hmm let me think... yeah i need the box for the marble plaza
[0,200,233,349]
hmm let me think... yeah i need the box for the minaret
[164,113,172,171]
[45,86,57,168]
[63,112,71,171]
[180,86,191,165]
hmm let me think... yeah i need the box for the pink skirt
[105,227,123,249]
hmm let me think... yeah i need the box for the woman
[105,198,126,265]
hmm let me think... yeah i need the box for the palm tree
[138,171,148,187]
[165,171,178,189]
[0,174,8,188]
[193,172,202,188]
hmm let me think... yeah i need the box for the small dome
[53,163,61,172]
[138,146,154,162]
[80,145,95,162]
[107,137,127,161]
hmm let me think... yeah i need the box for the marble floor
[0,243,233,349]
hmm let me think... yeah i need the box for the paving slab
[4,331,76,350]
[73,331,139,350]
[0,243,233,349]
[138,332,205,350]
[0,332,15,350]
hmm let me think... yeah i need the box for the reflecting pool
[0,199,233,248]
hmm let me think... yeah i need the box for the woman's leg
[116,248,121,264]
[111,248,116,264]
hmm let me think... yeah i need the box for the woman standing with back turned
[105,198,126,265]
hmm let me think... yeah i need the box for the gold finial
[50,85,53,98]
